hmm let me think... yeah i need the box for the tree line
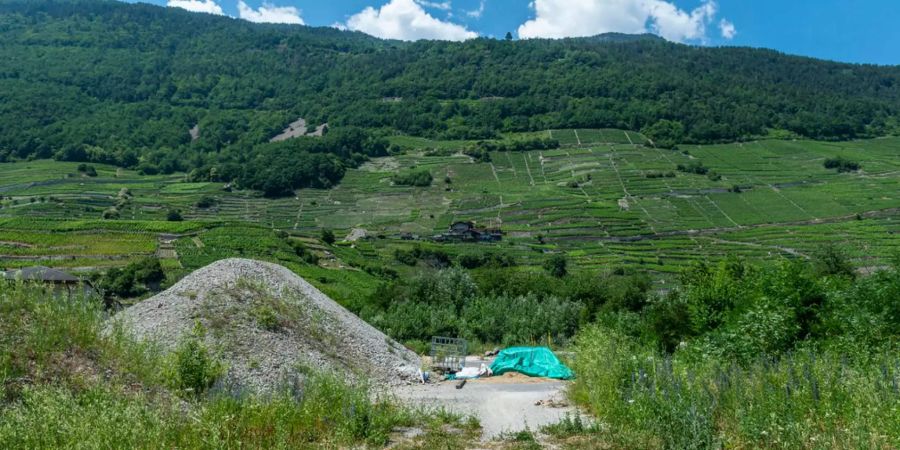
[1,0,899,189]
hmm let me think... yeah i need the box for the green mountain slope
[0,0,899,169]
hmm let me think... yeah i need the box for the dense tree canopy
[1,0,899,190]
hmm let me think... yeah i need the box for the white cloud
[237,1,304,24]
[167,0,224,15]
[719,18,736,39]
[416,0,452,11]
[466,0,486,18]
[518,0,728,43]
[345,0,477,41]
[646,0,715,42]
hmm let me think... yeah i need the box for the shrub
[195,196,217,209]
[813,244,856,278]
[677,161,710,175]
[165,322,223,397]
[392,169,433,187]
[824,156,860,172]
[571,326,900,449]
[457,252,515,269]
[252,304,280,331]
[543,254,568,278]
[101,207,119,220]
[320,229,335,245]
[166,209,183,221]
[77,163,98,177]
[460,294,583,346]
[393,247,451,268]
[99,258,165,299]
[289,240,319,264]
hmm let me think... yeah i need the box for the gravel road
[393,357,577,439]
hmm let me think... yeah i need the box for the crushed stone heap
[115,258,421,393]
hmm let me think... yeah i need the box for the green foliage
[813,244,856,278]
[251,304,280,331]
[542,412,597,438]
[677,161,711,175]
[76,163,97,177]
[320,229,335,245]
[288,240,319,265]
[824,156,861,172]
[101,207,119,220]
[543,254,568,278]
[194,195,217,209]
[99,258,165,299]
[469,138,559,153]
[362,268,583,346]
[643,120,685,149]
[645,170,676,179]
[394,246,451,268]
[166,209,183,222]
[1,0,898,177]
[392,169,433,187]
[164,322,223,397]
[460,294,583,345]
[571,326,900,448]
[0,284,461,448]
[456,252,515,269]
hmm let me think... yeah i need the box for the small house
[435,221,503,243]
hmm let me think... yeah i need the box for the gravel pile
[114,258,421,393]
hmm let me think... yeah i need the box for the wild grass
[0,283,471,448]
[570,326,900,449]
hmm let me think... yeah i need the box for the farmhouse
[433,221,503,242]
[2,266,94,298]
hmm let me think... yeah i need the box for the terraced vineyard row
[1,130,896,276]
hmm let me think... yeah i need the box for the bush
[457,252,515,269]
[393,247,451,268]
[460,294,583,345]
[195,196,217,209]
[642,119,685,149]
[320,229,335,245]
[676,161,710,175]
[101,207,119,220]
[164,322,223,397]
[251,304,280,331]
[99,258,165,299]
[824,156,860,172]
[571,326,900,449]
[166,209,183,221]
[543,254,568,278]
[813,244,856,278]
[289,240,319,265]
[77,163,98,177]
[392,169,433,187]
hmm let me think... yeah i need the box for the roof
[3,266,81,282]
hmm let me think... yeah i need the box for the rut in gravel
[113,258,421,393]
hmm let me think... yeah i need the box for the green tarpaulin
[489,347,574,380]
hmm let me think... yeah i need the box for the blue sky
[148,0,900,65]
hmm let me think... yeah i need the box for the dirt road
[395,379,574,439]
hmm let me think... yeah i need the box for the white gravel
[114,258,421,393]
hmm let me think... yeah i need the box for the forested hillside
[1,0,899,180]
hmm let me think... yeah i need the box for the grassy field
[1,131,897,293]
